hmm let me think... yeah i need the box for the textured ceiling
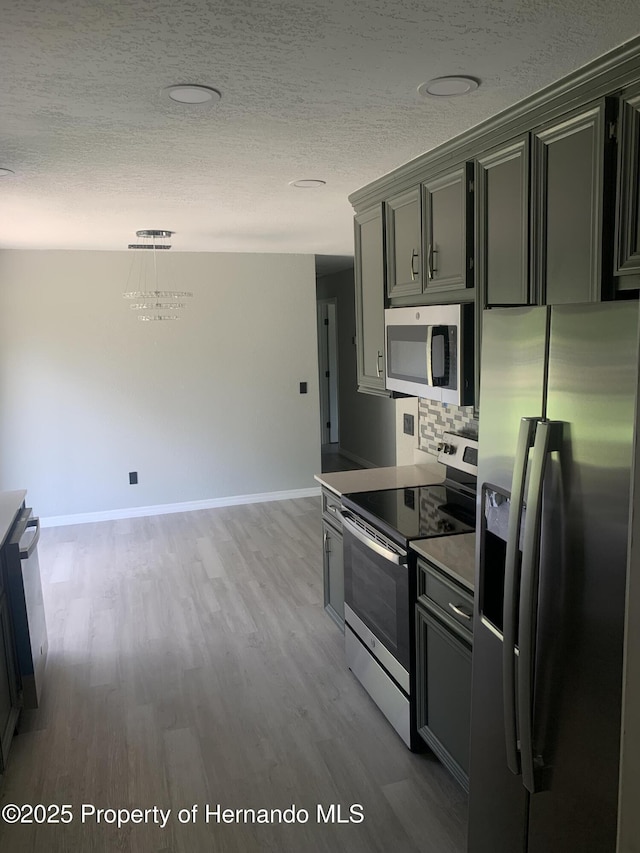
[1,0,639,262]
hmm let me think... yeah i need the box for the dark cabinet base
[0,593,21,773]
[416,603,472,791]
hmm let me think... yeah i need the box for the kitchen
[2,3,640,852]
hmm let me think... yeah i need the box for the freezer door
[468,306,548,853]
[526,301,640,853]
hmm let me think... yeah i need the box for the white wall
[0,250,321,519]
[394,397,419,466]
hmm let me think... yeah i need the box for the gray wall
[316,267,396,467]
[0,250,321,518]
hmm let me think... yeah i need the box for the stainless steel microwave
[384,303,474,405]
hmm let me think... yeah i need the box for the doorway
[317,298,339,446]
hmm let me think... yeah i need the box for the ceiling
[1,1,639,269]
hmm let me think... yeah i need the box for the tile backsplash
[419,399,478,456]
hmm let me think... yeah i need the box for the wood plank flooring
[0,498,467,852]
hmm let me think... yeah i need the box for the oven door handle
[337,510,408,565]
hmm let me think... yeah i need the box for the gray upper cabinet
[385,187,422,299]
[422,162,474,297]
[532,98,614,304]
[349,45,640,399]
[615,83,640,275]
[476,135,531,306]
[354,205,388,395]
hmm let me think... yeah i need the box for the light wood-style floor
[0,498,467,852]
[320,444,365,473]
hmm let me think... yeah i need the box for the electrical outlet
[299,381,307,394]
[129,471,138,485]
[403,414,415,436]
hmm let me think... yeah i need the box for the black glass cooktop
[341,483,475,547]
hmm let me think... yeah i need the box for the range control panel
[436,431,479,476]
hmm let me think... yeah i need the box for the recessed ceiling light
[418,76,480,98]
[289,179,327,189]
[162,84,222,105]
[0,167,15,177]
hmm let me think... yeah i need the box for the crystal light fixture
[123,229,193,321]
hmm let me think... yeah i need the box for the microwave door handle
[441,326,451,385]
[502,417,539,776]
[427,325,451,387]
[518,420,563,794]
[337,510,408,565]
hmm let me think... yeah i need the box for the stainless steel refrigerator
[468,301,639,853]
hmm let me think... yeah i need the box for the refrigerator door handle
[503,416,539,776]
[518,419,563,794]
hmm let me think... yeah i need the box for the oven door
[340,509,411,676]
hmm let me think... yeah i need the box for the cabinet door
[354,205,388,395]
[615,84,640,275]
[477,136,530,306]
[0,592,20,771]
[416,604,472,791]
[385,187,422,299]
[532,98,614,304]
[422,162,474,295]
[322,520,344,630]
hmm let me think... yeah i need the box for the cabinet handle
[410,249,419,281]
[427,244,438,279]
[323,531,330,553]
[376,350,383,377]
[448,602,472,620]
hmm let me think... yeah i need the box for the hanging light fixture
[123,229,193,321]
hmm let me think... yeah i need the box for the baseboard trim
[41,486,322,528]
[337,447,377,469]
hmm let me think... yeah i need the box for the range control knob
[439,442,456,455]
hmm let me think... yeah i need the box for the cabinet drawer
[418,558,474,639]
[321,489,342,526]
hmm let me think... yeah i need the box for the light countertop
[314,462,445,497]
[0,490,27,549]
[411,532,476,592]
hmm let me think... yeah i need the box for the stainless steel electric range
[339,431,478,749]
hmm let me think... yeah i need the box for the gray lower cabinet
[615,83,640,276]
[354,205,388,395]
[322,519,344,630]
[532,97,615,304]
[0,588,20,773]
[416,558,473,791]
[321,488,344,629]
